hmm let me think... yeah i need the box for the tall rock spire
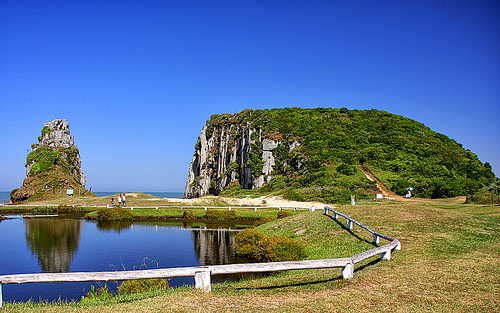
[10,119,90,203]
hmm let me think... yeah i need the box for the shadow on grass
[325,214,378,246]
[233,258,382,291]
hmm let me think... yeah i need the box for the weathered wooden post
[346,220,353,230]
[395,241,402,250]
[381,248,391,260]
[194,270,211,292]
[342,262,354,279]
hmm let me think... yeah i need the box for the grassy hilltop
[202,108,495,202]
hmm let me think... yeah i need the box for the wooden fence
[0,206,400,308]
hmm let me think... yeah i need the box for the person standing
[122,193,126,207]
[118,194,122,206]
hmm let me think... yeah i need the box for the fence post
[324,207,328,215]
[381,249,392,260]
[254,207,257,212]
[342,262,354,279]
[195,270,211,292]
[0,283,3,309]
[373,234,379,244]
[346,220,353,230]
[395,242,401,250]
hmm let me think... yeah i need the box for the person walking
[122,193,126,206]
[118,194,122,206]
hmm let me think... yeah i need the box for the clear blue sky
[1,1,498,192]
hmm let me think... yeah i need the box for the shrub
[182,209,195,220]
[336,163,357,176]
[256,235,307,262]
[81,284,114,302]
[277,210,291,219]
[57,204,80,215]
[117,278,169,294]
[205,209,237,220]
[234,228,264,256]
[96,207,133,220]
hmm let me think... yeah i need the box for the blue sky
[1,0,498,192]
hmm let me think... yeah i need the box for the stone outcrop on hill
[10,119,90,203]
[184,122,299,198]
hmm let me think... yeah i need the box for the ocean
[0,191,10,204]
[0,191,184,203]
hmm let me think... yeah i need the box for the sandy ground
[123,192,328,209]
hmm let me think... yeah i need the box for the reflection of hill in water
[25,218,82,273]
[191,229,237,265]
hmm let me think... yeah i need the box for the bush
[336,163,357,176]
[256,235,307,262]
[117,278,169,294]
[182,209,195,220]
[277,210,291,219]
[234,228,264,256]
[57,204,80,215]
[96,207,133,220]
[205,209,237,220]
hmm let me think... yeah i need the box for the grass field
[2,200,499,312]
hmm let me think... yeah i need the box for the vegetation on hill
[212,108,495,201]
[10,129,94,203]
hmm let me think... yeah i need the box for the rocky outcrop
[184,118,300,199]
[10,119,90,203]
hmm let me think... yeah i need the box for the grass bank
[3,202,499,312]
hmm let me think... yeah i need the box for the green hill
[186,108,495,203]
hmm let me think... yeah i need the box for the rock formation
[10,119,90,203]
[184,116,299,198]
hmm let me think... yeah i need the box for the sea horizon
[0,191,184,203]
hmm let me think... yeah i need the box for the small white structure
[375,193,383,200]
[66,189,74,196]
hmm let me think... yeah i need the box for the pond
[0,216,254,303]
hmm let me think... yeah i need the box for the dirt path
[360,165,400,199]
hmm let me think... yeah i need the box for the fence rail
[0,206,400,308]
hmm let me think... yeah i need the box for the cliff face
[10,119,90,203]
[184,121,299,198]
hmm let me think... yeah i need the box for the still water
[0,216,252,303]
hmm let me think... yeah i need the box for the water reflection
[191,229,235,265]
[96,220,133,232]
[25,218,82,273]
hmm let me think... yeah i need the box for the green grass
[84,207,297,220]
[3,202,499,312]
